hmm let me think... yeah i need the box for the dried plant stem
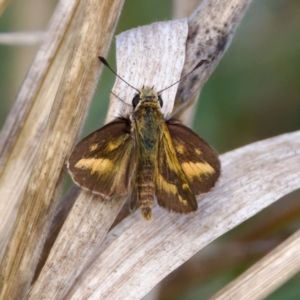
[175,0,251,118]
[0,0,80,261]
[0,31,44,45]
[0,0,124,299]
[28,193,126,299]
[33,185,80,282]
[0,0,78,175]
[210,229,300,300]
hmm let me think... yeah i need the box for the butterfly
[67,57,221,220]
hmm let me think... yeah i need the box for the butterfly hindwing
[167,121,221,195]
[67,118,135,198]
[156,123,198,213]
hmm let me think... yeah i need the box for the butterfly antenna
[110,90,132,108]
[99,56,139,93]
[158,59,208,94]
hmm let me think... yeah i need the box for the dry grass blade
[0,31,44,45]
[64,131,300,300]
[0,0,78,174]
[175,0,251,118]
[33,185,81,282]
[28,193,127,299]
[0,0,80,260]
[181,0,252,100]
[58,131,300,300]
[0,0,124,299]
[210,229,300,300]
[106,19,188,122]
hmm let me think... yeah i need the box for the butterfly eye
[132,95,140,108]
[158,95,163,108]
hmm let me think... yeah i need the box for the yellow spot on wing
[106,136,126,151]
[181,161,215,178]
[89,144,98,151]
[157,175,188,206]
[176,144,185,154]
[158,174,177,194]
[178,195,188,206]
[182,183,189,190]
[75,158,112,175]
[195,148,202,155]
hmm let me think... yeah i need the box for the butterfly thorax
[131,88,165,219]
[132,90,164,149]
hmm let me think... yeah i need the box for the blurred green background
[0,0,299,299]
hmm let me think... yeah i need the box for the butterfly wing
[167,121,221,195]
[155,123,198,213]
[67,118,135,198]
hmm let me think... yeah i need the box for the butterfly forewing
[68,118,135,198]
[155,123,198,213]
[167,121,221,195]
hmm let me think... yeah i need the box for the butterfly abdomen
[137,158,155,220]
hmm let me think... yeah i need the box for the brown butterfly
[67,57,221,220]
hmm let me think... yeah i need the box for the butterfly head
[132,87,163,110]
